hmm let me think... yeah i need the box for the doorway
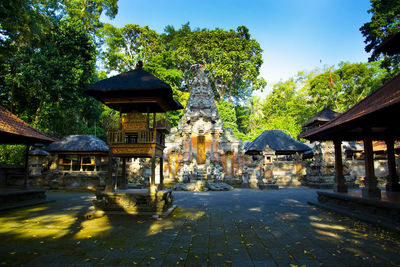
[197,135,205,164]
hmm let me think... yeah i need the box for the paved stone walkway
[0,188,400,266]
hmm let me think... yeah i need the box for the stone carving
[305,141,355,188]
[164,66,243,184]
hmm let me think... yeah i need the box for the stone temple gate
[164,68,244,184]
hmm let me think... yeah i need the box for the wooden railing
[108,130,164,146]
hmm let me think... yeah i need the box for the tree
[101,23,163,72]
[307,62,385,113]
[260,79,308,140]
[2,18,99,136]
[163,24,266,102]
[360,0,400,76]
[61,0,118,35]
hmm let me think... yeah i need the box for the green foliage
[307,62,385,112]
[101,23,163,72]
[1,18,99,136]
[101,23,266,104]
[162,24,267,102]
[235,105,250,134]
[62,0,118,35]
[360,0,400,76]
[216,100,248,140]
[0,145,26,165]
[243,62,386,142]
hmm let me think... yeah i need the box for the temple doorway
[197,135,205,164]
[226,152,233,176]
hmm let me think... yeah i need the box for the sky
[101,0,373,95]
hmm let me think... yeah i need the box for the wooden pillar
[24,144,30,189]
[362,135,381,198]
[333,140,347,193]
[118,157,127,190]
[385,138,400,191]
[150,114,157,195]
[105,151,114,193]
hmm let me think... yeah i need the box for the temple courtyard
[0,188,399,266]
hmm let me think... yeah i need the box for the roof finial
[136,61,143,70]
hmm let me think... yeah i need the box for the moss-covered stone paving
[0,188,399,266]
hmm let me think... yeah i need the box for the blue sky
[101,0,372,94]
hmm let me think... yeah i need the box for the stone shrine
[164,67,244,185]
[301,107,356,188]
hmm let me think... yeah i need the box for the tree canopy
[360,0,400,77]
[0,0,118,139]
[101,23,266,104]
[241,62,386,141]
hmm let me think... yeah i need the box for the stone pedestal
[92,189,173,215]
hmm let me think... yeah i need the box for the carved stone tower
[164,67,244,185]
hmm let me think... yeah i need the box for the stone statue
[182,162,189,182]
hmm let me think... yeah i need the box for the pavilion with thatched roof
[85,62,183,215]
[246,130,311,157]
[45,135,109,172]
[301,106,341,133]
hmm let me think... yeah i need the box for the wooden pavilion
[85,62,183,214]
[0,105,57,206]
[300,73,400,197]
[299,31,400,230]
[0,105,57,186]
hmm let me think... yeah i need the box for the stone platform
[92,189,173,215]
[309,190,400,232]
[0,188,51,211]
[258,184,279,190]
[172,181,233,191]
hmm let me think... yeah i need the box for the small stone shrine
[164,67,244,186]
[244,130,311,188]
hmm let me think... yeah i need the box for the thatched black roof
[245,130,311,154]
[85,66,183,113]
[29,149,50,156]
[302,106,340,128]
[45,135,109,153]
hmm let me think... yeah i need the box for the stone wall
[4,171,107,190]
[0,165,24,187]
[347,158,400,186]
[272,161,303,187]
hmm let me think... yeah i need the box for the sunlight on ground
[248,207,261,212]
[73,216,111,239]
[282,198,301,203]
[146,220,178,236]
[310,222,346,231]
[309,215,324,221]
[0,203,112,240]
[314,229,341,239]
[0,209,78,239]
